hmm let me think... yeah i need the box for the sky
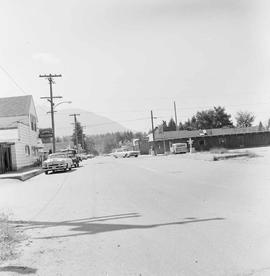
[1,0,270,132]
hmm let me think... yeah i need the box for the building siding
[0,115,29,128]
[154,131,270,153]
[14,123,39,169]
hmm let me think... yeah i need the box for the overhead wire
[0,64,48,113]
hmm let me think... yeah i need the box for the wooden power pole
[174,101,179,130]
[69,114,80,150]
[40,74,62,153]
[151,110,157,155]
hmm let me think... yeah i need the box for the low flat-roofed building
[149,126,270,154]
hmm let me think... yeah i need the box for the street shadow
[0,266,37,274]
[46,169,77,175]
[9,213,225,240]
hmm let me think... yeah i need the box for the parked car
[42,153,73,174]
[79,154,88,160]
[61,149,80,167]
[111,148,139,158]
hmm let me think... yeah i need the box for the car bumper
[43,164,67,171]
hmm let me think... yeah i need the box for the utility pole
[162,125,166,154]
[174,101,179,130]
[69,114,80,150]
[82,125,87,151]
[40,74,62,153]
[151,110,157,155]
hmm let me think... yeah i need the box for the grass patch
[0,213,23,262]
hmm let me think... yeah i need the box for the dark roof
[154,126,268,141]
[0,95,32,117]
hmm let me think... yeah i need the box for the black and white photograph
[0,0,270,275]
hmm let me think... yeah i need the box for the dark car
[61,149,80,167]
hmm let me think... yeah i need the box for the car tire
[45,171,48,175]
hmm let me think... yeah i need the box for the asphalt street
[1,151,270,275]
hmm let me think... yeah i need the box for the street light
[46,100,72,151]
[47,101,72,114]
[54,101,72,109]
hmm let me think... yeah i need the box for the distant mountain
[36,106,127,137]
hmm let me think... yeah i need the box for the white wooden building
[0,95,42,172]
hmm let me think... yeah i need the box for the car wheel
[45,171,48,175]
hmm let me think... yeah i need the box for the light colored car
[112,148,139,158]
[42,153,73,174]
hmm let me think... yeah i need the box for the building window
[25,145,30,156]
[30,115,37,132]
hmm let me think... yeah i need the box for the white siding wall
[0,115,29,127]
[15,123,39,169]
[0,98,40,170]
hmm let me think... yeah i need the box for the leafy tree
[235,111,255,127]
[180,106,232,130]
[84,131,146,154]
[84,136,98,154]
[195,106,233,129]
[182,116,198,130]
[213,106,233,128]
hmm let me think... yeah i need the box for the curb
[0,169,43,181]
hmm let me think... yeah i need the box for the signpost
[187,138,194,153]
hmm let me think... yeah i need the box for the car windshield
[48,153,68,159]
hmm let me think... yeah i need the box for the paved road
[1,153,270,275]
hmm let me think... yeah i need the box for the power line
[0,64,28,95]
[37,101,270,118]
[51,116,151,130]
[0,64,49,114]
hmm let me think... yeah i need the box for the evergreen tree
[167,118,176,131]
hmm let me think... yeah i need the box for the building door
[0,144,12,174]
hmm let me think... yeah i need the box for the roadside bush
[0,213,22,262]
[210,147,228,154]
